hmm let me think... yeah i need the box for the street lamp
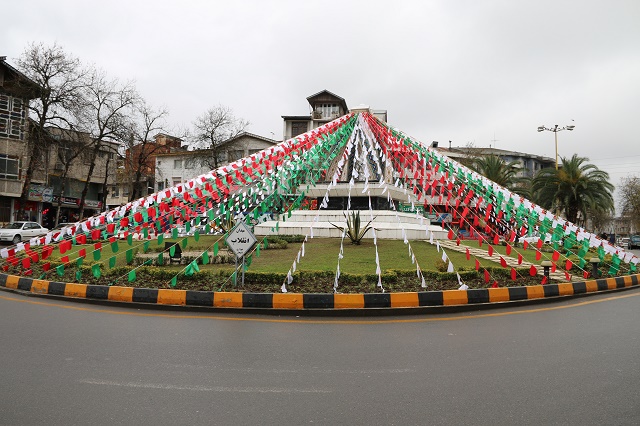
[537,124,575,170]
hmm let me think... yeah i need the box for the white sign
[225,221,257,258]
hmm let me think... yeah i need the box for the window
[111,186,119,197]
[157,181,164,191]
[185,158,195,169]
[228,150,244,162]
[174,159,182,169]
[123,186,130,197]
[315,103,339,119]
[0,154,19,180]
[249,149,261,156]
[291,122,307,138]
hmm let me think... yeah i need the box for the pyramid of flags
[1,112,637,292]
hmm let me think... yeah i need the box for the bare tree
[619,176,640,232]
[77,69,138,218]
[121,101,169,201]
[15,42,86,220]
[192,105,249,170]
[47,128,91,226]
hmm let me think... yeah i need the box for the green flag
[170,276,177,287]
[157,252,164,265]
[172,228,178,239]
[56,265,64,276]
[128,269,136,282]
[157,234,164,246]
[93,249,101,261]
[202,251,209,265]
[126,249,134,264]
[111,241,119,253]
[213,242,219,256]
[127,234,133,246]
[92,264,101,279]
[109,256,116,269]
[75,270,82,281]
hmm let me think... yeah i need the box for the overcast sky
[3,0,639,199]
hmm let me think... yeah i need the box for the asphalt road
[1,288,639,426]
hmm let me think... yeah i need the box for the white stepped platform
[253,210,448,240]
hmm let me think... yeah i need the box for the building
[154,132,277,191]
[432,144,555,179]
[282,90,387,140]
[0,56,42,224]
[106,133,184,208]
[42,127,119,226]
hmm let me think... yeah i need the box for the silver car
[0,221,50,244]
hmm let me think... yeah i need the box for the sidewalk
[438,239,570,282]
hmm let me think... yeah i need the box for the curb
[1,272,639,311]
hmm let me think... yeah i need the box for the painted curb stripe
[132,288,158,304]
[364,293,391,308]
[303,294,334,309]
[1,272,639,310]
[186,291,214,307]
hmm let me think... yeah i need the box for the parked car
[0,221,50,244]
[628,235,640,250]
[620,237,630,248]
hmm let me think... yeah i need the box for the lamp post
[537,124,575,169]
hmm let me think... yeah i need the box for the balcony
[0,178,22,196]
[312,110,340,120]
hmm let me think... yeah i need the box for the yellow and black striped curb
[1,272,639,310]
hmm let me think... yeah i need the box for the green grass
[248,238,473,274]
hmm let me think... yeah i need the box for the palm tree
[470,155,526,192]
[531,154,614,225]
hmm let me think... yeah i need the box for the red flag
[475,259,481,270]
[518,253,523,265]
[506,244,512,255]
[529,265,537,276]
[493,234,499,245]
[499,256,507,268]
[565,271,571,281]
[536,239,543,249]
[541,276,548,285]
[484,269,490,283]
[551,263,557,273]
[488,245,494,256]
[510,268,517,280]
[465,248,470,261]
[552,250,560,261]
[523,240,529,250]
[583,271,590,279]
[491,281,499,288]
[535,250,542,261]
[21,258,30,269]
[447,229,454,240]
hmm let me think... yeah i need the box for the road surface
[1,288,639,425]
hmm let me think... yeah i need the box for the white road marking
[79,379,331,393]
